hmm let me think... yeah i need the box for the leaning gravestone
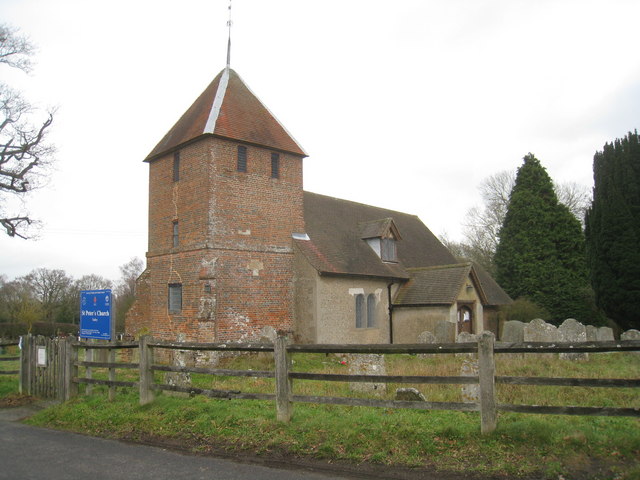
[417,330,437,359]
[395,387,426,402]
[435,320,456,343]
[524,318,560,358]
[460,358,479,403]
[558,318,588,361]
[621,329,640,355]
[347,354,387,395]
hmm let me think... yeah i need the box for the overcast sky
[1,0,638,282]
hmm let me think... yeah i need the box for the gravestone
[417,330,436,359]
[558,318,588,360]
[395,387,426,402]
[501,320,526,358]
[435,320,456,343]
[586,325,598,342]
[594,326,614,342]
[455,332,478,358]
[165,333,194,397]
[501,321,525,343]
[347,354,387,395]
[524,319,560,358]
[621,329,640,355]
[460,358,479,403]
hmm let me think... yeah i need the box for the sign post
[79,289,114,340]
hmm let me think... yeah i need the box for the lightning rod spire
[226,0,232,69]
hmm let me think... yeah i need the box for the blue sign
[80,289,113,340]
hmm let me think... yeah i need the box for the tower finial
[226,0,232,68]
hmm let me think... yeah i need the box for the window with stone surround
[366,294,376,327]
[168,284,182,313]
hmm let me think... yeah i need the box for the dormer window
[381,236,397,262]
[360,218,402,264]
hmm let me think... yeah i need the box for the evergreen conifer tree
[495,154,592,324]
[585,131,640,330]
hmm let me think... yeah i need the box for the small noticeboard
[80,289,113,340]
[37,346,47,367]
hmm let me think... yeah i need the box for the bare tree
[0,24,55,239]
[454,169,591,274]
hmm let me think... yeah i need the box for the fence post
[108,347,116,402]
[19,334,31,395]
[139,335,154,405]
[478,331,497,434]
[274,334,292,422]
[85,339,94,395]
[64,336,78,401]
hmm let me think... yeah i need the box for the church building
[125,65,511,344]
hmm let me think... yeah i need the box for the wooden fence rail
[14,334,640,434]
[0,339,20,376]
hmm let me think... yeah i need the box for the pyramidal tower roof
[145,67,307,161]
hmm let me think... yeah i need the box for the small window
[173,151,180,182]
[366,294,376,328]
[355,294,365,328]
[168,284,182,313]
[172,221,179,248]
[271,152,280,179]
[381,237,397,262]
[237,145,247,172]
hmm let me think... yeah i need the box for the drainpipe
[387,282,394,344]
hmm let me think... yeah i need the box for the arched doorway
[457,305,473,334]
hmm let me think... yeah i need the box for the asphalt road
[0,419,352,480]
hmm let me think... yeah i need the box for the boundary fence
[8,333,640,433]
[0,339,20,376]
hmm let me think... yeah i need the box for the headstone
[460,358,479,403]
[501,320,526,359]
[586,325,598,342]
[455,332,478,358]
[434,321,456,343]
[417,330,436,359]
[524,319,560,359]
[621,329,640,355]
[347,354,387,395]
[165,333,194,397]
[595,327,614,342]
[501,321,525,343]
[558,318,588,361]
[621,329,640,341]
[395,387,426,402]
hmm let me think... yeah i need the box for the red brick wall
[126,136,305,343]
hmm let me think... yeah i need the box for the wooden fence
[0,339,20,377]
[14,333,640,434]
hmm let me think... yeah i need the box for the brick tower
[126,67,307,342]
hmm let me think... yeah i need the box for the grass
[15,349,640,479]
